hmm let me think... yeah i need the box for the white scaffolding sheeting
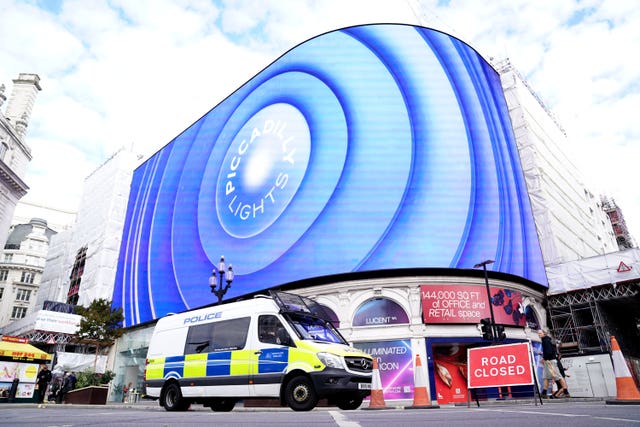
[546,248,640,294]
[497,59,619,270]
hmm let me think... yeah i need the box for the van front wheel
[285,376,318,411]
[162,382,189,411]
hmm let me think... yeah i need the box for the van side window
[184,317,251,354]
[259,315,292,346]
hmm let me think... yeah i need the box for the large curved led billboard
[113,24,546,327]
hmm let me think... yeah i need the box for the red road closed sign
[467,342,534,388]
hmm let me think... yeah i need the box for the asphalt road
[2,400,639,426]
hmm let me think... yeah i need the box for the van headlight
[317,352,345,369]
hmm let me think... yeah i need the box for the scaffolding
[548,281,639,355]
[20,330,73,345]
[601,196,636,250]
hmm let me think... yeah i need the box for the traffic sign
[467,342,534,388]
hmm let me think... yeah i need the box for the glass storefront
[110,325,154,402]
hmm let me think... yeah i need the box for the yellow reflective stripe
[146,357,165,380]
[184,353,207,377]
[288,347,322,372]
[230,350,254,375]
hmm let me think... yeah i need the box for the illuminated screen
[113,24,546,326]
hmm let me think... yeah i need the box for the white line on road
[477,408,590,417]
[479,408,640,423]
[594,416,640,424]
[329,410,362,427]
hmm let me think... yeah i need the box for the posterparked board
[467,342,534,388]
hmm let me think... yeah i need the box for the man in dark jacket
[56,371,77,404]
[36,364,52,404]
[538,329,567,398]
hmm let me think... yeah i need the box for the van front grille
[344,356,372,373]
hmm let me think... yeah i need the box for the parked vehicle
[144,291,373,411]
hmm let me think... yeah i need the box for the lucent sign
[113,24,547,326]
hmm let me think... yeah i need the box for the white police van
[144,291,373,411]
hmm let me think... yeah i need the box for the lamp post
[473,259,506,342]
[209,256,234,303]
[473,259,496,325]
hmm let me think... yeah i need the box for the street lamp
[473,259,505,341]
[473,259,496,325]
[209,256,234,303]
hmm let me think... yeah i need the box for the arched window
[318,304,340,328]
[353,297,409,327]
[525,305,540,330]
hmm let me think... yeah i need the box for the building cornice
[0,116,32,159]
[0,158,29,197]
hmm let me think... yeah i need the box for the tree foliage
[75,368,116,388]
[74,298,124,351]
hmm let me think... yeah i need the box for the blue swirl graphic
[113,24,546,326]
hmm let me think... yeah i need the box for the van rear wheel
[162,382,189,411]
[285,375,318,411]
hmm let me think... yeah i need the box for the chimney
[4,73,42,138]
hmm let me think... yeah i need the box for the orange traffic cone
[405,354,439,409]
[363,358,390,410]
[606,336,640,405]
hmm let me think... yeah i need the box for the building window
[4,254,13,262]
[20,271,34,284]
[67,246,87,305]
[0,142,8,160]
[0,287,4,299]
[0,270,7,281]
[11,306,27,319]
[16,288,31,301]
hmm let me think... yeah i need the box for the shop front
[294,268,546,406]
[0,336,52,403]
[111,268,546,406]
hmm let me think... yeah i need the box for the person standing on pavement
[48,377,61,403]
[56,371,77,404]
[554,354,571,398]
[36,364,52,404]
[537,329,567,398]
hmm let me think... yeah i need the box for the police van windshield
[287,313,345,344]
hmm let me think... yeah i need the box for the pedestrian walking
[537,329,567,398]
[553,354,571,398]
[36,364,52,404]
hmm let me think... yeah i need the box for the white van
[144,291,373,411]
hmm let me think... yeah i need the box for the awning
[0,341,51,361]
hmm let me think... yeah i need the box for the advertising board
[467,342,534,388]
[354,340,414,400]
[420,284,528,325]
[113,24,546,326]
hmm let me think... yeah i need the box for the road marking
[594,416,640,424]
[329,410,361,427]
[479,408,640,423]
[477,408,589,417]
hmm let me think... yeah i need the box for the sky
[1,0,638,242]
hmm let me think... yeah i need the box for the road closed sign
[467,342,534,388]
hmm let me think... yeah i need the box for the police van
[144,291,373,411]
